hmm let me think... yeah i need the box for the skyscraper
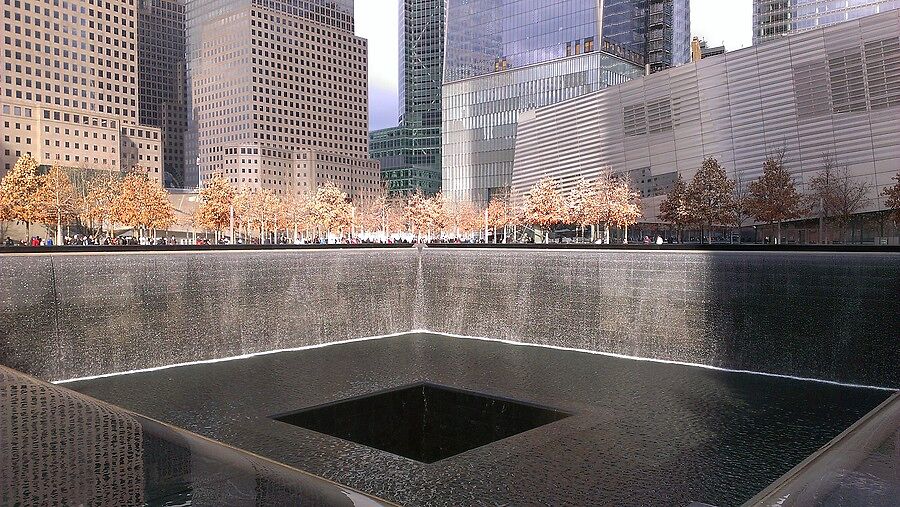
[1,0,163,182]
[138,0,187,187]
[442,0,664,202]
[183,0,380,199]
[753,0,900,44]
[602,0,692,72]
[370,0,445,196]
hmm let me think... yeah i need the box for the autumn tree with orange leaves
[144,181,175,235]
[111,171,174,237]
[423,192,447,238]
[609,178,642,242]
[456,200,483,239]
[280,193,312,242]
[34,165,78,245]
[312,183,352,238]
[404,189,430,239]
[232,188,254,240]
[686,157,734,244]
[659,173,691,242]
[524,177,566,243]
[245,189,281,243]
[196,174,235,240]
[884,171,900,221]
[0,154,42,238]
[567,178,596,238]
[355,190,395,238]
[746,153,805,244]
[82,172,122,238]
[486,196,512,243]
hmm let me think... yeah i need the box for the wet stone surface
[66,333,892,506]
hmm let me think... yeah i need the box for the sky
[356,0,753,131]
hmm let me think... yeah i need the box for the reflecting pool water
[67,333,893,506]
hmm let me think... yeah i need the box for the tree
[312,183,352,238]
[144,181,175,236]
[385,197,407,238]
[455,200,483,240]
[281,193,312,242]
[567,178,597,240]
[806,154,840,243]
[746,153,805,244]
[609,178,642,241]
[808,155,869,243]
[593,172,625,244]
[524,177,566,243]
[111,172,147,233]
[729,170,751,244]
[405,189,429,239]
[486,196,512,243]
[110,171,173,238]
[830,170,870,243]
[67,165,103,234]
[686,157,734,244]
[423,192,447,239]
[82,171,122,238]
[245,190,281,243]
[658,173,691,242]
[884,171,900,226]
[354,190,389,238]
[34,165,77,245]
[0,154,42,239]
[232,188,254,241]
[441,196,463,240]
[196,174,235,240]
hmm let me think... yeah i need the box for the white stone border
[54,330,897,391]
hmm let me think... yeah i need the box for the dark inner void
[273,383,570,463]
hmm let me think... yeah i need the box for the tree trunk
[776,221,782,245]
[56,215,63,247]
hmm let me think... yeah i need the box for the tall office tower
[183,0,379,199]
[1,0,163,182]
[138,0,187,188]
[601,0,691,73]
[442,0,645,202]
[370,0,445,196]
[754,0,900,44]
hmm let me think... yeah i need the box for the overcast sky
[356,0,753,131]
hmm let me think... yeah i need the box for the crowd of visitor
[2,234,491,248]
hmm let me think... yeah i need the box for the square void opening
[273,383,571,464]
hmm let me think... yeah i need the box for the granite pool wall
[0,247,897,387]
[419,248,899,388]
[0,249,418,381]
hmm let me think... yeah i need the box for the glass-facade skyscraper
[601,0,692,72]
[441,0,692,202]
[753,0,900,44]
[370,0,445,196]
[138,0,187,187]
[444,1,604,82]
